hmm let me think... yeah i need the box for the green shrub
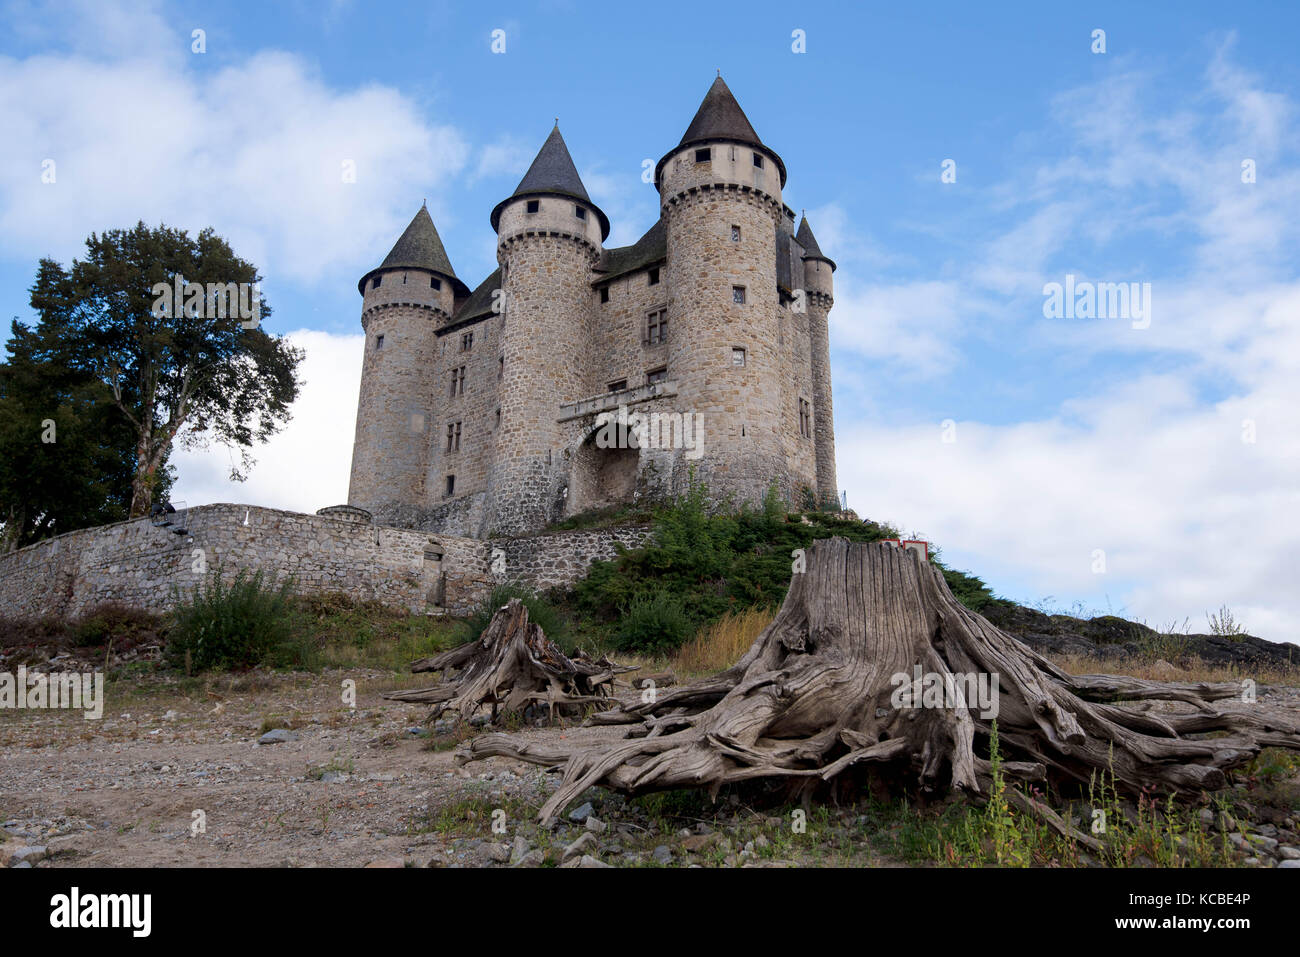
[615,591,692,655]
[573,478,907,651]
[166,568,304,672]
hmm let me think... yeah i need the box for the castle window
[732,285,746,304]
[526,199,540,214]
[645,307,668,345]
[799,398,812,438]
[431,277,441,290]
[495,407,501,428]
[574,205,586,220]
[607,379,627,393]
[732,347,747,367]
[648,268,660,286]
[445,421,461,452]
[647,367,668,385]
[402,273,407,284]
[498,355,504,379]
[372,276,382,290]
[600,287,609,304]
[695,148,711,163]
[461,331,473,352]
[450,366,466,397]
[375,334,384,350]
[445,475,455,496]
[731,225,741,242]
[753,153,764,169]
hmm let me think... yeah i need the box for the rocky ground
[2,667,1299,869]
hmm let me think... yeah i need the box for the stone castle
[348,76,838,538]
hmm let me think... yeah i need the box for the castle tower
[348,205,470,517]
[488,125,609,533]
[656,76,789,503]
[797,214,838,506]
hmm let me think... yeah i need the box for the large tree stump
[384,599,635,724]
[460,538,1300,825]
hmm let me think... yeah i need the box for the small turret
[348,205,466,516]
[796,214,838,506]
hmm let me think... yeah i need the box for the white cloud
[831,43,1300,642]
[0,2,469,284]
[169,330,362,512]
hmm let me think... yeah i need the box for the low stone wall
[0,505,656,621]
[0,504,491,619]
[493,525,653,593]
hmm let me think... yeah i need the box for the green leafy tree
[0,280,169,549]
[27,222,303,518]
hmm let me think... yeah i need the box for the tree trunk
[385,598,636,724]
[461,538,1300,825]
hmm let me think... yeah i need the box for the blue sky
[2,0,1299,639]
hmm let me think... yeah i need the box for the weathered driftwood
[460,538,1300,824]
[385,599,636,724]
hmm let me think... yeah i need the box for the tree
[0,295,165,551]
[28,222,302,518]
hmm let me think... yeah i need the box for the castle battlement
[348,76,838,538]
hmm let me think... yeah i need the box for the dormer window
[526,199,540,214]
[574,206,586,220]
[694,148,711,163]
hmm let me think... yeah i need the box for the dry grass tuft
[674,606,776,676]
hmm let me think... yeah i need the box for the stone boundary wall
[0,504,490,620]
[0,506,656,621]
[494,524,654,593]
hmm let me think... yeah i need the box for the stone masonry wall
[0,504,491,620]
[493,525,654,593]
[0,505,655,622]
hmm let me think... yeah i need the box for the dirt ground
[2,669,1297,868]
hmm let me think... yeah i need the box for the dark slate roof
[357,206,469,296]
[679,76,764,149]
[594,219,666,285]
[490,125,610,238]
[796,215,835,271]
[659,75,786,187]
[451,267,502,324]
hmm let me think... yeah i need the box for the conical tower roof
[490,124,609,239]
[796,214,835,270]
[659,75,786,187]
[678,76,765,149]
[358,205,469,296]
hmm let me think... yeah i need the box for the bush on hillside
[573,477,905,652]
[166,568,307,672]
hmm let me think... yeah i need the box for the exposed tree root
[456,539,1300,824]
[384,599,636,724]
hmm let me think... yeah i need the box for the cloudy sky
[2,1,1298,640]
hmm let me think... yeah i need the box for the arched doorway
[566,425,640,516]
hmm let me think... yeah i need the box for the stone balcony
[558,380,678,423]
